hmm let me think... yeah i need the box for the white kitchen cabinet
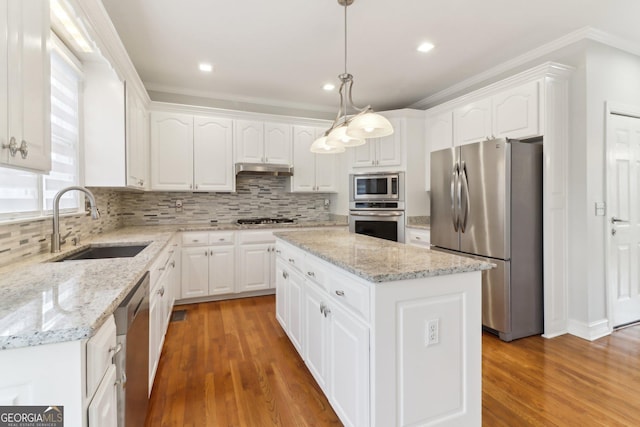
[351,117,402,169]
[291,125,338,192]
[287,268,305,354]
[426,111,453,152]
[126,87,149,189]
[237,243,274,292]
[328,302,370,427]
[304,281,329,390]
[181,231,236,298]
[451,81,541,147]
[150,111,234,192]
[0,0,50,172]
[149,241,180,389]
[453,98,492,146]
[492,81,540,139]
[406,227,431,248]
[88,365,118,427]
[235,119,292,165]
[275,259,289,329]
[237,230,277,292]
[150,111,194,190]
[194,116,234,191]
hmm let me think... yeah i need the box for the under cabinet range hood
[235,163,293,176]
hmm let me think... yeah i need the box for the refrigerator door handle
[451,163,459,232]
[460,161,470,233]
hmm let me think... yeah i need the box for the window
[0,35,82,221]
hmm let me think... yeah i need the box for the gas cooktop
[236,218,296,225]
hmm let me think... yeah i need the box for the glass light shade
[310,136,345,154]
[346,111,394,138]
[325,125,366,148]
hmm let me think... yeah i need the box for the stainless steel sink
[56,244,149,261]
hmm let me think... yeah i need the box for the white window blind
[0,35,81,220]
[45,44,81,211]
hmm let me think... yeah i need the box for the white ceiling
[100,0,640,115]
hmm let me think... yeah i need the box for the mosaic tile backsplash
[0,176,331,267]
[118,175,331,226]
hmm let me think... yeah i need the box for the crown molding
[410,26,640,110]
[145,82,337,115]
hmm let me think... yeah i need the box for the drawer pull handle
[219,238,225,241]
[109,343,123,355]
[307,271,315,277]
[193,240,199,242]
[275,249,281,254]
[335,290,345,297]
[415,236,421,240]
[282,271,288,279]
[288,258,295,264]
[158,287,165,297]
[320,302,326,315]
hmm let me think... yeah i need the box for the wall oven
[349,172,405,243]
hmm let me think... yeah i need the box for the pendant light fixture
[311,0,393,153]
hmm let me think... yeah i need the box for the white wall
[567,41,640,338]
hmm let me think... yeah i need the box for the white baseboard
[567,318,611,341]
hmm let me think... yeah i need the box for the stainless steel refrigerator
[430,138,543,341]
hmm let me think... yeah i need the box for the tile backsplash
[0,189,121,267]
[0,176,331,267]
[118,175,331,226]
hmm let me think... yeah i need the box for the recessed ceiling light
[199,63,213,72]
[323,83,335,91]
[417,42,435,53]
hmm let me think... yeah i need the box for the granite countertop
[274,230,493,283]
[0,221,345,350]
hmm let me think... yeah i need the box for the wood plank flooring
[145,296,341,427]
[147,296,640,426]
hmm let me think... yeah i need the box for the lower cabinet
[181,231,236,298]
[406,227,431,248]
[237,231,277,292]
[276,241,370,427]
[149,239,180,391]
[88,365,118,427]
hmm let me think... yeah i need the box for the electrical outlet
[424,318,439,347]
[324,199,330,208]
[175,200,183,212]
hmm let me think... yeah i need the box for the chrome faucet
[51,186,100,253]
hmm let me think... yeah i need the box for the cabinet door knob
[335,290,345,296]
[288,258,295,264]
[307,271,315,277]
[282,271,288,279]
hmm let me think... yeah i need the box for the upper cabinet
[84,62,149,189]
[425,111,453,153]
[291,125,338,193]
[150,111,235,192]
[235,120,291,165]
[452,81,541,147]
[351,117,402,169]
[126,88,149,189]
[0,0,50,172]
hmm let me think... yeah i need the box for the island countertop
[274,230,493,283]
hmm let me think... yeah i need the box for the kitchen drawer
[406,228,431,248]
[182,232,209,246]
[86,315,117,398]
[208,231,235,245]
[330,274,370,321]
[238,230,275,244]
[304,255,328,291]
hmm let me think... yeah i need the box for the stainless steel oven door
[349,210,405,243]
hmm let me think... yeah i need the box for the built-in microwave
[349,172,404,202]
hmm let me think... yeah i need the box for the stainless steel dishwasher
[114,271,150,427]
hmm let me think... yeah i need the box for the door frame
[604,101,640,331]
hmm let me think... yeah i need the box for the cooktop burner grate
[237,217,296,225]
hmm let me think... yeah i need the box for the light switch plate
[595,202,606,216]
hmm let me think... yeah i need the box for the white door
[291,126,317,192]
[275,260,288,329]
[492,81,540,140]
[237,243,271,292]
[88,365,118,427]
[287,269,305,354]
[181,246,210,299]
[208,246,235,295]
[235,119,263,163]
[453,98,492,146]
[607,112,640,327]
[150,112,193,190]
[264,122,291,164]
[426,111,454,152]
[376,118,402,167]
[194,116,234,191]
[304,281,328,390]
[351,143,376,168]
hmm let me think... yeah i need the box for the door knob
[611,217,629,224]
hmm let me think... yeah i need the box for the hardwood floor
[145,296,341,427]
[147,296,640,426]
[482,325,640,426]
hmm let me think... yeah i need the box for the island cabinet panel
[275,232,484,427]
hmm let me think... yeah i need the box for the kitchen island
[274,230,492,427]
